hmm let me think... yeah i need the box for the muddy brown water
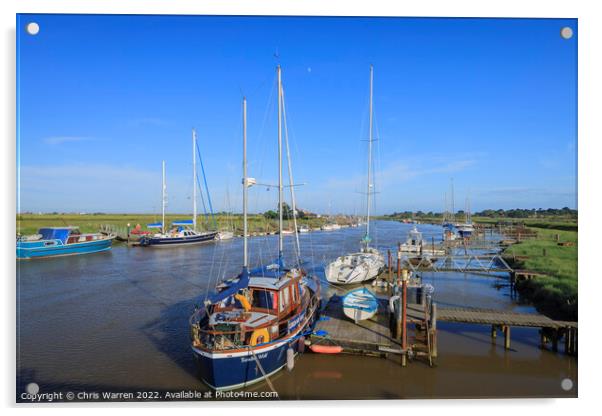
[16,221,577,401]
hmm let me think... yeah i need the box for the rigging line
[195,171,210,227]
[195,139,217,230]
[281,86,302,265]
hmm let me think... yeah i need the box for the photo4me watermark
[19,383,279,402]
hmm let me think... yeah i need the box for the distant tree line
[385,207,577,219]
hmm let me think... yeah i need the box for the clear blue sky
[17,14,577,215]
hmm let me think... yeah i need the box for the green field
[16,213,334,236]
[501,225,578,321]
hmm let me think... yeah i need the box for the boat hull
[325,252,385,285]
[192,336,303,390]
[139,231,218,247]
[16,238,113,259]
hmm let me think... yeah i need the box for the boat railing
[190,293,319,351]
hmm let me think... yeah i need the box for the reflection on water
[16,221,577,400]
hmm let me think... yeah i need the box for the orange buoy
[309,344,343,354]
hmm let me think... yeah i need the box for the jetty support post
[401,268,408,367]
[503,325,511,350]
[431,302,438,358]
[491,324,497,341]
[395,251,402,341]
[388,249,392,295]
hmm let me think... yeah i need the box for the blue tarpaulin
[38,228,71,244]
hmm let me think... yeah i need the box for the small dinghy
[342,288,378,322]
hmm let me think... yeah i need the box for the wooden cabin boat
[190,262,320,390]
[189,69,320,391]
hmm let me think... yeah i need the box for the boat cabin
[192,266,308,351]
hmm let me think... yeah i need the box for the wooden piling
[503,325,511,350]
[552,329,558,352]
[491,325,497,340]
[431,303,438,358]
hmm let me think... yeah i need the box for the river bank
[502,226,577,321]
[16,213,359,236]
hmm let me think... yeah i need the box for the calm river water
[16,221,577,400]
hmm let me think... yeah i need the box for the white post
[243,97,248,270]
[277,65,283,259]
[192,129,197,231]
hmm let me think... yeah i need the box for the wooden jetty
[309,294,578,366]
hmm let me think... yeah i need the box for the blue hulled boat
[16,227,113,259]
[189,261,320,390]
[189,71,320,390]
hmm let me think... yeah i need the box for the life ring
[249,328,270,346]
[235,294,251,311]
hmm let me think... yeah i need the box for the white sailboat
[325,65,385,285]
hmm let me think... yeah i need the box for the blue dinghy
[342,287,378,321]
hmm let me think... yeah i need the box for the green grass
[16,213,334,236]
[502,226,577,321]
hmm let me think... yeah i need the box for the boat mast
[365,64,374,249]
[242,97,248,273]
[450,178,455,224]
[162,160,166,234]
[277,65,284,262]
[192,129,197,231]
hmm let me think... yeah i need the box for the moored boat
[342,287,378,322]
[189,70,320,391]
[325,65,385,285]
[17,227,113,259]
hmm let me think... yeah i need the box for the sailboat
[455,195,474,238]
[325,65,385,285]
[189,67,321,391]
[140,131,218,247]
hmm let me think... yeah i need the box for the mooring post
[491,325,497,340]
[388,249,392,295]
[431,302,438,358]
[396,251,402,341]
[126,223,131,245]
[503,325,511,350]
[401,268,408,367]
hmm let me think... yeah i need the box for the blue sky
[17,14,577,215]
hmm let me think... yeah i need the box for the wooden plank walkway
[309,295,400,356]
[407,303,576,329]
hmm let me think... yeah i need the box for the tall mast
[192,129,197,231]
[277,65,283,261]
[451,178,455,224]
[242,97,248,272]
[365,64,374,248]
[281,87,301,263]
[162,160,166,234]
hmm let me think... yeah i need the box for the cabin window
[279,287,290,312]
[252,289,274,310]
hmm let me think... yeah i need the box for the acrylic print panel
[16,14,577,402]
